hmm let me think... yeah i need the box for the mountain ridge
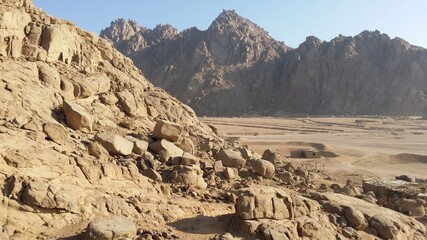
[102,10,427,117]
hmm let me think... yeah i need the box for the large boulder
[216,149,246,169]
[152,120,183,142]
[63,100,94,132]
[85,217,136,240]
[95,133,134,156]
[252,159,275,179]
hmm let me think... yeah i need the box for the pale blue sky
[33,0,427,48]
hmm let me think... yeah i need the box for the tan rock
[216,148,246,169]
[344,206,368,230]
[223,167,238,179]
[235,186,318,220]
[149,139,183,157]
[176,137,195,154]
[43,122,67,145]
[125,136,149,155]
[181,152,199,166]
[116,90,147,117]
[141,168,162,182]
[63,100,94,132]
[261,149,282,164]
[399,199,425,216]
[169,165,207,190]
[37,62,61,89]
[86,217,136,240]
[95,132,133,156]
[87,141,110,160]
[73,74,111,98]
[152,120,183,142]
[252,159,275,179]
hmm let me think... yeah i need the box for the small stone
[43,122,68,144]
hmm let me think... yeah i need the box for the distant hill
[101,10,427,117]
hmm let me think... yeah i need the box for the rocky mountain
[101,10,427,117]
[0,1,426,239]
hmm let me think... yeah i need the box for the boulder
[73,74,110,98]
[223,167,238,179]
[86,217,136,240]
[399,199,425,216]
[63,100,94,132]
[252,159,275,179]
[149,139,183,157]
[37,62,61,89]
[169,165,207,190]
[95,133,134,156]
[235,186,319,220]
[152,120,183,142]
[141,168,162,182]
[125,136,149,155]
[43,122,67,145]
[176,137,194,154]
[87,141,110,160]
[216,149,246,169]
[239,147,252,160]
[213,160,224,172]
[261,149,282,164]
[344,206,368,230]
[369,214,398,240]
[116,90,147,117]
[180,152,199,166]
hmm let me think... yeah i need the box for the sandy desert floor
[202,117,427,184]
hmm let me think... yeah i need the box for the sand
[202,117,427,184]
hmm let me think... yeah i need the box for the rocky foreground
[0,1,426,239]
[102,10,427,117]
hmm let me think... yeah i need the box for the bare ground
[202,117,427,184]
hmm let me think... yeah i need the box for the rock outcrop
[102,10,427,117]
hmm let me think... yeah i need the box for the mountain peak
[212,9,255,28]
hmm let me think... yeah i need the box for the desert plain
[203,117,427,184]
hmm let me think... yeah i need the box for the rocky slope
[0,1,426,239]
[101,10,427,117]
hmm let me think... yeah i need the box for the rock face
[102,10,427,117]
[0,2,223,238]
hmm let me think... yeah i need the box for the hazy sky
[33,0,427,48]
